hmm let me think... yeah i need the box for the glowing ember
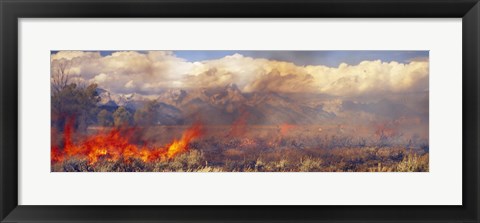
[52,120,202,165]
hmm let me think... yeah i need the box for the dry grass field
[51,124,429,172]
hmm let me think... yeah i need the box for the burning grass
[51,123,428,172]
[51,119,202,165]
[51,147,428,172]
[51,125,429,172]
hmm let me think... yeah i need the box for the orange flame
[166,123,202,158]
[52,121,202,165]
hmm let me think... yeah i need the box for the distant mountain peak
[158,89,187,105]
[95,88,113,105]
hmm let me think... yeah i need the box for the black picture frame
[1,0,479,222]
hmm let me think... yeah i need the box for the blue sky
[52,50,428,67]
[173,51,428,67]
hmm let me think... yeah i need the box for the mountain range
[96,84,428,125]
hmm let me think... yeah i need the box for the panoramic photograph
[50,50,429,172]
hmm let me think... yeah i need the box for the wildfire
[51,119,202,165]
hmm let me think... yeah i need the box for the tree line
[51,62,168,132]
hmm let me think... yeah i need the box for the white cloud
[51,51,429,96]
[93,73,108,83]
[50,51,98,61]
[124,80,135,89]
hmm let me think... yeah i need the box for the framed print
[1,0,479,222]
[49,50,430,173]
